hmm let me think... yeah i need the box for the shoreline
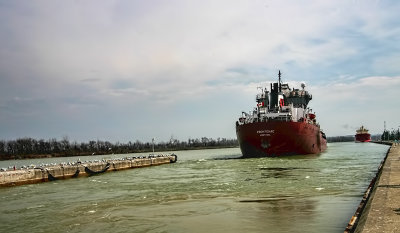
[345,141,398,232]
[0,145,239,161]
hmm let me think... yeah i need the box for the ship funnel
[301,83,306,90]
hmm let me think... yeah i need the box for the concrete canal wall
[0,154,177,187]
[345,141,400,233]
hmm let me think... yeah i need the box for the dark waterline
[0,142,389,233]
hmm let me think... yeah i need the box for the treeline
[0,137,238,160]
[327,136,354,143]
[381,129,400,141]
[328,130,400,143]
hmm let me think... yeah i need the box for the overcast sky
[1,0,399,143]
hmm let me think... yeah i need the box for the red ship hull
[355,133,371,142]
[236,121,327,157]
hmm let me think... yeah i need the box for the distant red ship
[355,126,371,142]
[236,71,327,157]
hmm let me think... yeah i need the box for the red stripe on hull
[236,121,327,157]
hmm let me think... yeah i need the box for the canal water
[0,142,390,233]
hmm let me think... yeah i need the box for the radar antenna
[278,70,281,84]
[278,70,282,92]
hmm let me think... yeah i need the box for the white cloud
[310,76,400,136]
[1,0,400,141]
[373,55,400,74]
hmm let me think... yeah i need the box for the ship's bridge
[285,89,312,108]
[237,72,319,127]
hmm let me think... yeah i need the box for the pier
[345,142,400,232]
[0,154,177,187]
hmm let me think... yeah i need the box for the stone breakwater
[0,154,177,187]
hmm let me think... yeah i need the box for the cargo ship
[355,126,371,142]
[236,71,327,157]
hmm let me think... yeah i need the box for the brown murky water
[0,142,389,232]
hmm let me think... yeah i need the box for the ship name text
[257,129,275,137]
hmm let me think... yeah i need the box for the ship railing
[240,116,293,124]
[275,115,292,122]
[260,113,292,122]
[244,116,256,124]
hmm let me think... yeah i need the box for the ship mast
[278,70,281,83]
[278,70,282,92]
